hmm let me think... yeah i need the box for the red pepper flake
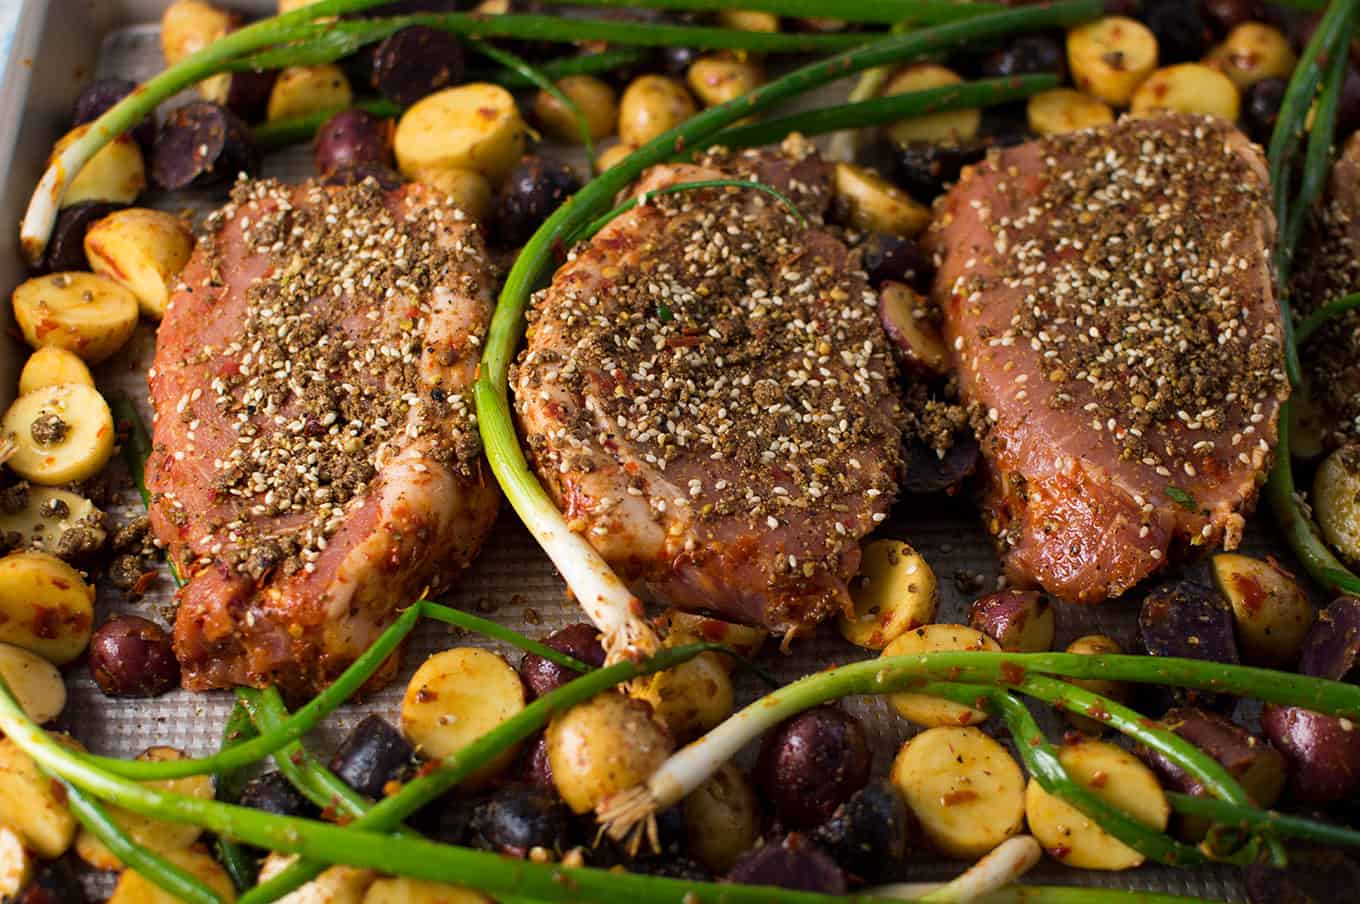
[942,789,979,806]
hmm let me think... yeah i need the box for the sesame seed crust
[146,177,500,693]
[929,114,1286,603]
[514,141,903,632]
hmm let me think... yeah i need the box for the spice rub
[928,113,1287,603]
[146,177,499,694]
[514,141,902,635]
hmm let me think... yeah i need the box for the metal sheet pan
[0,2,1258,899]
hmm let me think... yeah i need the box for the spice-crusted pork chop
[928,114,1288,603]
[146,178,499,695]
[513,143,902,635]
[1293,131,1360,449]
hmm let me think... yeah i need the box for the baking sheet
[0,2,1271,899]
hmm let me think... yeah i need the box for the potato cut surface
[0,735,81,858]
[0,551,94,664]
[12,272,139,363]
[838,538,938,649]
[84,207,195,319]
[882,625,1000,726]
[4,383,115,485]
[0,487,105,557]
[395,84,527,185]
[882,64,979,144]
[0,642,66,724]
[109,847,237,904]
[18,348,94,395]
[401,647,525,778]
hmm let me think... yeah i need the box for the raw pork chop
[927,113,1287,603]
[513,142,902,635]
[147,178,499,694]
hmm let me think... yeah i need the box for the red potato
[1135,707,1285,807]
[968,590,1055,653]
[1298,596,1360,681]
[1261,703,1360,805]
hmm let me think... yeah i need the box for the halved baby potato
[838,538,938,650]
[882,64,979,145]
[686,55,765,109]
[890,726,1025,859]
[75,746,215,870]
[401,647,525,781]
[1026,89,1114,136]
[51,127,146,207]
[363,877,492,904]
[161,0,236,67]
[1025,737,1169,870]
[395,84,527,186]
[1063,634,1129,734]
[410,167,493,222]
[267,63,353,123]
[882,624,1000,727]
[12,271,140,363]
[4,383,115,486]
[0,487,106,557]
[0,826,33,901]
[1066,16,1158,106]
[878,281,949,376]
[1211,553,1314,668]
[634,647,733,742]
[0,551,94,665]
[1130,64,1240,120]
[110,847,237,904]
[18,348,94,396]
[0,642,66,724]
[260,856,373,904]
[84,208,195,319]
[1206,23,1297,89]
[833,164,930,238]
[1315,445,1360,567]
[0,734,83,858]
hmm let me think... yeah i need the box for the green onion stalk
[473,0,1105,663]
[0,678,1268,904]
[1263,0,1360,597]
[64,782,227,904]
[214,701,262,891]
[596,651,1360,849]
[714,74,1057,151]
[535,0,1004,26]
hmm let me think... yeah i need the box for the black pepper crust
[515,140,903,632]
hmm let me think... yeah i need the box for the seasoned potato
[4,383,116,486]
[683,764,761,874]
[1063,634,1129,734]
[686,55,764,108]
[401,648,525,780]
[409,167,493,222]
[395,84,527,186]
[882,625,1000,727]
[634,649,733,742]
[12,271,140,363]
[1315,445,1360,566]
[0,487,105,557]
[968,590,1055,653]
[837,538,938,650]
[364,878,491,904]
[595,142,637,173]
[0,551,94,665]
[877,281,948,375]
[534,75,618,143]
[1131,64,1240,120]
[1211,553,1314,668]
[0,734,82,858]
[833,164,930,238]
[259,856,373,903]
[1066,17,1158,106]
[1025,738,1169,870]
[18,348,94,396]
[51,127,145,207]
[618,75,698,148]
[716,10,779,32]
[0,826,33,901]
[110,847,237,904]
[75,746,215,870]
[84,208,194,319]
[881,64,979,145]
[268,64,353,123]
[1026,89,1115,135]
[161,0,235,67]
[890,726,1025,859]
[1207,23,1297,89]
[0,643,66,724]
[546,690,674,813]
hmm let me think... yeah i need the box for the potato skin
[84,207,195,319]
[882,625,1000,727]
[756,705,871,830]
[0,643,65,725]
[1130,64,1241,120]
[267,64,354,123]
[18,348,94,396]
[683,764,761,873]
[618,75,698,148]
[1314,445,1360,567]
[1135,707,1285,808]
[967,589,1055,653]
[1261,703,1360,805]
[1298,596,1360,681]
[876,281,948,376]
[0,551,94,665]
[1210,553,1314,668]
[1066,16,1158,106]
[1026,89,1114,135]
[109,848,238,904]
[546,691,674,814]
[833,165,931,239]
[52,127,146,208]
[0,734,83,858]
[1063,634,1129,734]
[686,55,764,108]
[881,64,979,145]
[634,650,733,743]
[837,536,938,650]
[534,75,618,143]
[395,84,527,186]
